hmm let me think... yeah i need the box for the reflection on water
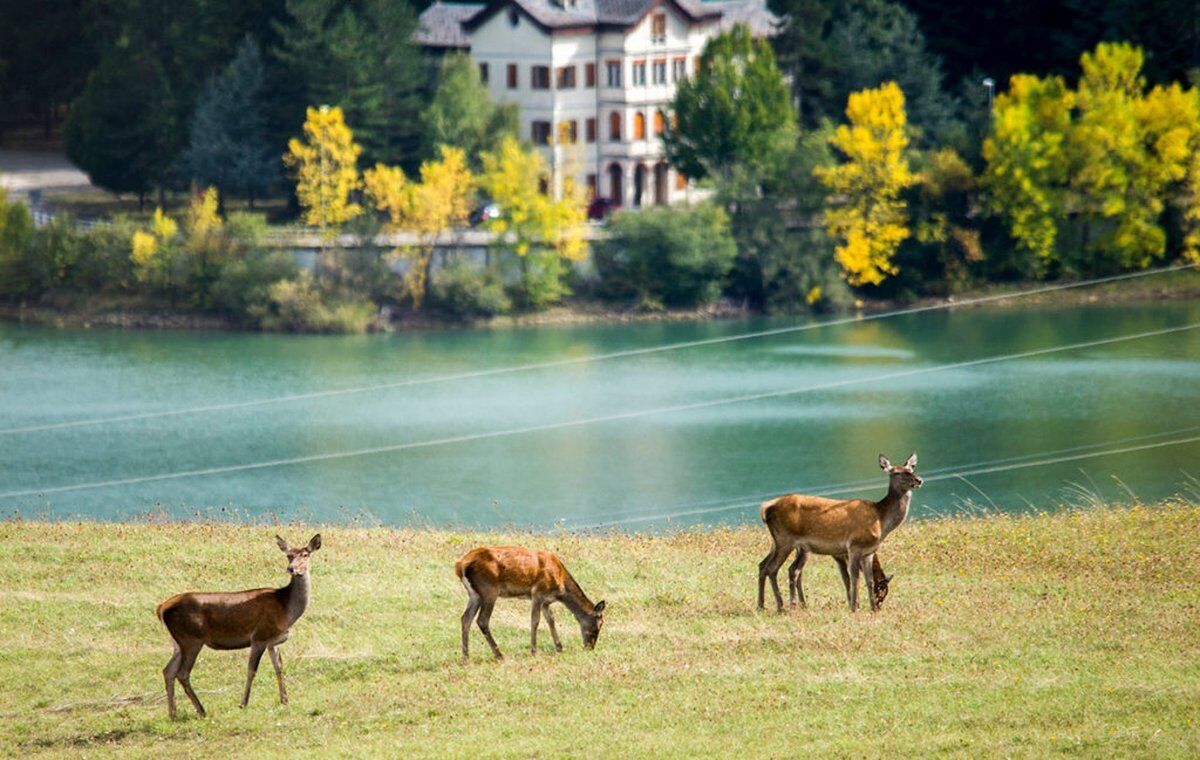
[1,300,1198,529]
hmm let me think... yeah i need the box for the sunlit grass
[0,503,1197,757]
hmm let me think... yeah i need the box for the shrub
[594,204,737,308]
[261,273,374,333]
[431,259,511,319]
[0,192,37,297]
[209,248,298,326]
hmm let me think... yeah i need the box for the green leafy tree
[424,52,519,164]
[181,37,281,208]
[665,25,796,183]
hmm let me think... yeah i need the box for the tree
[816,82,919,286]
[477,136,588,309]
[274,0,426,168]
[423,52,519,164]
[594,204,737,308]
[665,25,796,183]
[181,37,281,208]
[284,105,363,232]
[363,146,475,309]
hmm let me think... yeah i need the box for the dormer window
[651,13,666,43]
[508,7,519,26]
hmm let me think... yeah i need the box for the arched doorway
[607,162,623,205]
[654,162,669,205]
[633,164,647,207]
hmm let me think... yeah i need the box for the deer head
[879,452,923,491]
[276,534,322,575]
[580,600,606,649]
[872,573,893,608]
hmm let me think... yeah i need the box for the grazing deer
[788,553,892,609]
[455,546,606,660]
[156,534,321,718]
[758,453,921,612]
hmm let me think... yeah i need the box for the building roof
[417,0,777,43]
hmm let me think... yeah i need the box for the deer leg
[476,598,504,660]
[846,554,862,612]
[543,604,563,652]
[530,597,543,655]
[758,542,791,612]
[834,557,852,606]
[176,643,206,718]
[268,646,287,705]
[241,642,266,708]
[461,591,482,661]
[788,549,808,608]
[163,646,182,719]
[861,553,879,612]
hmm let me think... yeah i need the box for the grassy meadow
[0,503,1197,758]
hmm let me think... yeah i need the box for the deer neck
[876,486,912,538]
[554,575,595,622]
[280,572,310,626]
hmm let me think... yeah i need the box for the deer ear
[275,535,290,552]
[905,452,918,468]
[878,454,892,470]
[307,534,322,552]
[884,574,893,584]
[593,600,606,614]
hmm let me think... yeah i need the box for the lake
[1,300,1198,529]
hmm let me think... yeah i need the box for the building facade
[416,0,778,207]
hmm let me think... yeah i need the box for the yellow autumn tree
[477,136,587,308]
[284,105,362,234]
[364,145,474,309]
[130,207,180,288]
[816,81,918,286]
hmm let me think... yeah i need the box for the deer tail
[759,497,779,524]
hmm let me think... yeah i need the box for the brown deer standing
[156,534,321,718]
[455,546,606,660]
[759,453,921,612]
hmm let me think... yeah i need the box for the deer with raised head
[456,546,606,660]
[758,453,920,612]
[156,534,321,718]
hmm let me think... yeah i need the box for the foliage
[181,37,281,206]
[284,105,363,232]
[0,187,38,297]
[261,271,374,333]
[424,52,519,164]
[594,204,737,308]
[817,82,919,286]
[430,259,511,319]
[665,25,797,182]
[477,136,588,309]
[130,208,181,290]
[364,146,474,309]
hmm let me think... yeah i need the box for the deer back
[157,587,290,646]
[762,494,884,548]
[456,546,569,598]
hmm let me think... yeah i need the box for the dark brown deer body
[455,546,605,660]
[156,534,321,718]
[758,453,920,612]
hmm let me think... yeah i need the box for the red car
[587,197,620,221]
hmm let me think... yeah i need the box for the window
[479,63,489,84]
[651,13,666,43]
[609,111,622,141]
[632,60,646,86]
[652,59,666,85]
[586,117,597,143]
[559,120,578,144]
[633,111,646,140]
[507,63,518,89]
[676,171,687,190]
[531,65,551,89]
[538,175,549,195]
[531,120,552,144]
[605,59,622,87]
[653,110,665,136]
[672,57,686,82]
[556,65,576,89]
[587,173,598,198]
[585,62,596,87]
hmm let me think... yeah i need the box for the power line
[2,263,1194,437]
[583,432,1200,529]
[2,321,1194,500]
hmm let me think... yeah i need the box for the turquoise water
[1,301,1198,529]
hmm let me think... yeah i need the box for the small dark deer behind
[156,534,321,718]
[455,546,606,660]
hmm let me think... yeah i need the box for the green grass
[0,504,1197,758]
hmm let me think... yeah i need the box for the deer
[455,546,606,660]
[758,453,921,612]
[156,534,321,718]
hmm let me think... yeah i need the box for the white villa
[416,0,779,208]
